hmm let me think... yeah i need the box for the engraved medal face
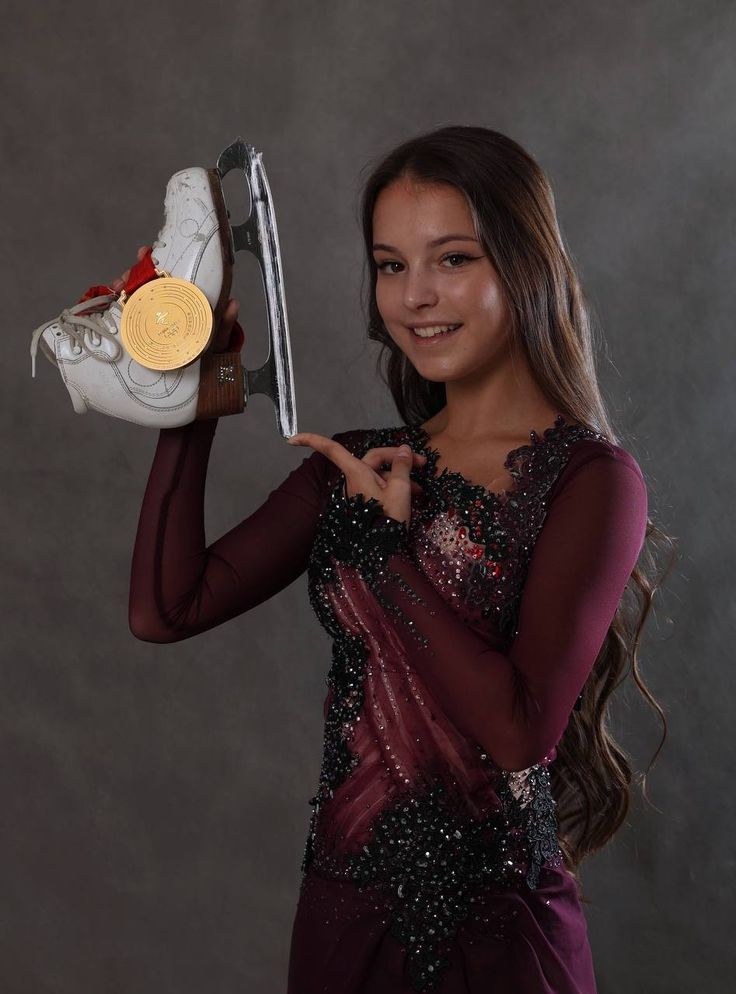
[120,277,213,370]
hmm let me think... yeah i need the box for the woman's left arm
[364,451,648,771]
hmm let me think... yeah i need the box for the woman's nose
[403,270,439,309]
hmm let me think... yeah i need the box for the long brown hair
[358,125,678,895]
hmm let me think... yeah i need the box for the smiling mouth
[411,323,462,340]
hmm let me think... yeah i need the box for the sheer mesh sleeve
[128,419,351,643]
[348,448,648,772]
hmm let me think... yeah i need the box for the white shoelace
[30,294,124,378]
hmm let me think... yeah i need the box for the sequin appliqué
[307,759,563,991]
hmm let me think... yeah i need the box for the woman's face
[372,178,512,384]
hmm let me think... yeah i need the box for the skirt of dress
[287,863,597,994]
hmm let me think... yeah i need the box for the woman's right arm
[117,244,340,642]
[129,417,341,643]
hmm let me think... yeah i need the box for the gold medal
[119,274,213,370]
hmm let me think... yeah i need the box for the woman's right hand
[111,245,244,354]
[287,434,426,526]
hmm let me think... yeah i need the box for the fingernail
[399,444,411,455]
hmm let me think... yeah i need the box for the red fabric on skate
[122,247,158,295]
[75,248,157,310]
[77,284,116,303]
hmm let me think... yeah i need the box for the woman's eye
[375,260,403,273]
[442,253,472,267]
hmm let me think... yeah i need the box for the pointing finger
[362,447,427,472]
[391,444,414,476]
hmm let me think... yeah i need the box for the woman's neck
[424,359,562,445]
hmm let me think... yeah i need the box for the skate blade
[215,138,297,439]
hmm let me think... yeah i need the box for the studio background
[3,1,732,991]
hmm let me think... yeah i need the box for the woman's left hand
[287,433,426,527]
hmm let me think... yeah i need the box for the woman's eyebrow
[372,234,480,252]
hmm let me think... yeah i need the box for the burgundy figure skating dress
[129,413,648,994]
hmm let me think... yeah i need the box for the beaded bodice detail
[302,414,605,992]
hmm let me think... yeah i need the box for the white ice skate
[29,139,297,436]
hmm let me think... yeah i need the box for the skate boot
[29,139,297,436]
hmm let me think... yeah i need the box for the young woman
[128,126,674,993]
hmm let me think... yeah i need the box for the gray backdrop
[3,1,732,991]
